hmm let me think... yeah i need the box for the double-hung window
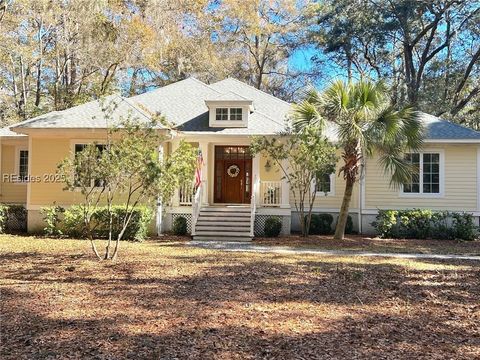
[402,152,442,196]
[215,108,243,121]
[315,173,334,195]
[18,150,28,182]
[74,144,106,187]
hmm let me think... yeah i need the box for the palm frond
[378,154,413,189]
[322,80,349,119]
[291,100,326,132]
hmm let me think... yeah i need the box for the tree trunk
[334,177,355,240]
[89,238,102,260]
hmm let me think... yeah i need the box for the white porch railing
[250,175,260,237]
[179,181,196,206]
[260,181,282,206]
[191,181,203,236]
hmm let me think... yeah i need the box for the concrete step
[192,236,252,242]
[200,207,250,213]
[194,206,253,242]
[198,216,251,222]
[199,210,251,216]
[194,230,251,237]
[195,225,250,232]
[196,220,251,227]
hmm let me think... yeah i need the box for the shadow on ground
[1,245,479,359]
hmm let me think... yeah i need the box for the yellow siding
[288,150,359,210]
[29,137,85,206]
[0,143,27,204]
[259,154,282,181]
[365,144,478,211]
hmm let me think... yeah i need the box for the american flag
[195,149,204,188]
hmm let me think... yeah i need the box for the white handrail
[191,182,203,236]
[250,175,259,237]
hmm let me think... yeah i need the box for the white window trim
[314,173,335,197]
[208,103,249,128]
[70,140,107,190]
[14,146,28,184]
[399,149,445,198]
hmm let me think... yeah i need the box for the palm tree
[293,80,424,240]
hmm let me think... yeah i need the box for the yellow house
[2,78,480,239]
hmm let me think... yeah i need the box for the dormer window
[205,94,253,128]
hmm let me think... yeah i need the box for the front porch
[161,140,291,238]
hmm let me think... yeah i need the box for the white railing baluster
[179,181,195,206]
[260,181,282,206]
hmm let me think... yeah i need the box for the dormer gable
[205,92,253,128]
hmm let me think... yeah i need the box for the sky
[288,45,347,89]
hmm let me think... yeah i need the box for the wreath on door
[227,164,240,178]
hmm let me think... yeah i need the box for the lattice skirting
[254,215,290,237]
[5,207,27,233]
[171,213,192,234]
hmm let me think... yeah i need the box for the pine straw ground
[254,235,480,255]
[1,236,479,360]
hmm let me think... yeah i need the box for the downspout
[358,161,365,234]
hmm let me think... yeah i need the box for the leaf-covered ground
[255,235,480,256]
[1,236,479,359]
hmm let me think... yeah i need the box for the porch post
[199,141,209,205]
[280,159,290,208]
[171,141,180,207]
[252,153,261,206]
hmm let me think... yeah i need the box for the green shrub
[452,212,477,241]
[372,209,478,241]
[173,216,188,235]
[63,205,153,241]
[307,213,333,235]
[345,215,354,234]
[41,205,65,237]
[264,217,282,237]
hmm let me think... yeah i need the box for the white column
[252,153,261,206]
[171,141,180,207]
[199,141,209,205]
[280,159,290,208]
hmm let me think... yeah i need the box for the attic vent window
[230,108,243,121]
[215,108,228,121]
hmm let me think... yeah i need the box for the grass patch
[1,235,479,359]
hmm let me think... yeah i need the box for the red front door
[214,146,252,204]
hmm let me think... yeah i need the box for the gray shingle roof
[11,94,153,130]
[180,112,286,135]
[419,112,480,140]
[130,78,219,127]
[6,77,480,141]
[0,126,27,137]
[209,78,291,123]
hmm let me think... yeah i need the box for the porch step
[192,236,252,242]
[200,207,250,213]
[196,220,251,227]
[193,206,253,242]
[195,225,250,232]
